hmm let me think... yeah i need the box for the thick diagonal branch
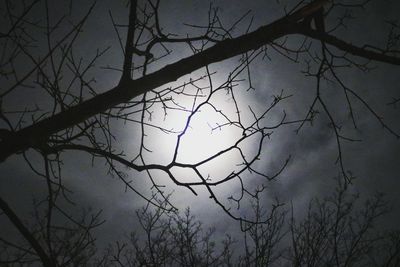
[0,15,295,162]
[1,0,399,163]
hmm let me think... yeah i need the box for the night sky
[1,0,400,263]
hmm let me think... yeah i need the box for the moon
[147,83,247,183]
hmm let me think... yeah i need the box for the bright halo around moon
[171,101,245,182]
[148,80,250,182]
[175,103,240,164]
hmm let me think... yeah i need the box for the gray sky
[1,0,400,256]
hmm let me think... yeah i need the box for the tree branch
[295,25,400,65]
[0,12,294,162]
[1,0,399,164]
[0,196,53,266]
[121,0,137,80]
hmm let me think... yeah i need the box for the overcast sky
[1,0,400,255]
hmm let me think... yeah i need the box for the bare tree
[100,199,235,267]
[95,178,400,267]
[238,191,286,267]
[288,178,400,267]
[0,0,399,265]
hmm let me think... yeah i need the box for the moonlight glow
[176,105,239,163]
[146,78,253,183]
